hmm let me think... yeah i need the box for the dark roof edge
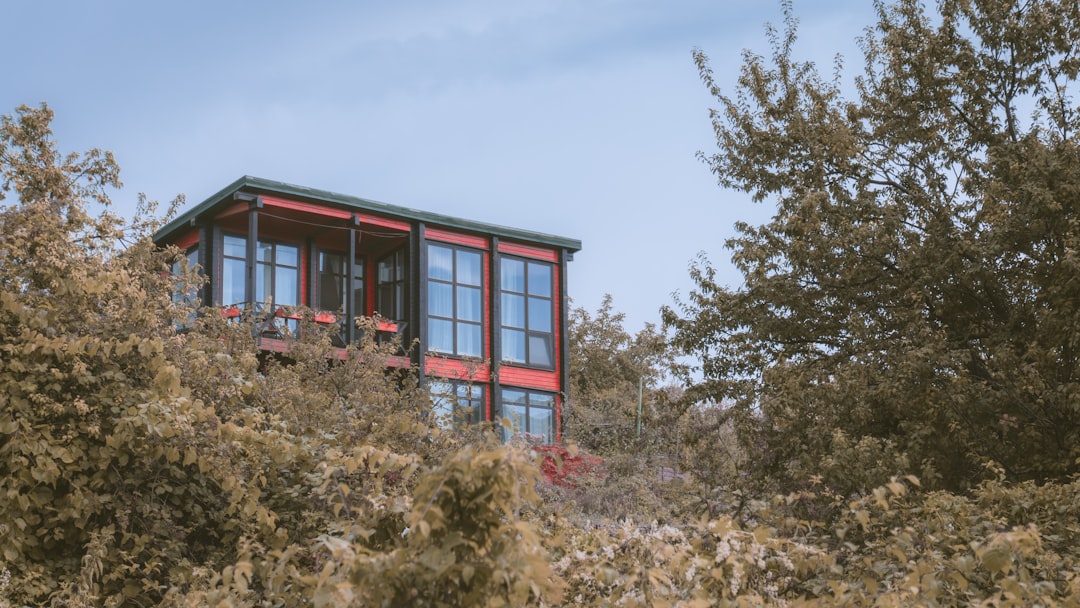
[154,176,582,252]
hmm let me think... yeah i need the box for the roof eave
[154,176,582,253]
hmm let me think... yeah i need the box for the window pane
[502,328,526,362]
[378,258,394,282]
[428,245,453,281]
[392,284,405,319]
[528,334,553,368]
[528,391,556,409]
[456,250,482,286]
[319,251,340,273]
[501,293,525,328]
[502,389,527,405]
[377,284,394,317]
[429,318,454,353]
[527,263,552,296]
[501,258,525,292]
[429,282,453,317]
[457,286,481,322]
[529,407,553,443]
[256,263,271,304]
[223,235,246,258]
[528,296,551,332]
[257,241,273,263]
[277,244,299,267]
[276,266,298,306]
[352,282,364,315]
[222,257,245,306]
[457,322,482,358]
[501,404,527,442]
[429,381,455,426]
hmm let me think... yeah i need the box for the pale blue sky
[3,0,875,331]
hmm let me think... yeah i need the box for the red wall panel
[425,357,492,382]
[498,241,557,262]
[499,365,560,391]
[426,227,488,249]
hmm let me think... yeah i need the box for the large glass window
[220,235,300,312]
[500,388,555,443]
[221,235,247,307]
[500,257,553,368]
[427,243,483,358]
[171,246,200,304]
[377,248,407,321]
[429,380,485,427]
[172,246,200,328]
[256,241,300,308]
[317,250,363,314]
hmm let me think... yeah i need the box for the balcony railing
[220,303,401,350]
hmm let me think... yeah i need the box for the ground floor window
[429,380,485,427]
[500,388,555,443]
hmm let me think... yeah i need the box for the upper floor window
[256,240,300,308]
[172,246,200,328]
[429,380,485,428]
[377,248,407,321]
[427,243,483,358]
[219,234,300,310]
[171,246,200,306]
[500,257,553,368]
[221,235,247,307]
[317,250,363,314]
[500,388,555,443]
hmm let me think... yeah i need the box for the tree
[567,295,673,456]
[664,0,1080,493]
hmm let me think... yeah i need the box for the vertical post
[346,216,359,344]
[490,236,501,423]
[210,224,222,305]
[410,222,426,383]
[559,248,571,439]
[245,196,263,309]
[195,220,210,308]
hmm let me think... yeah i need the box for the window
[220,234,300,314]
[172,246,200,328]
[171,246,200,305]
[221,235,247,307]
[377,248,406,321]
[500,388,555,443]
[256,240,300,309]
[429,380,485,427]
[500,257,553,368]
[427,243,483,358]
[317,250,363,314]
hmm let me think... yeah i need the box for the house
[154,176,581,443]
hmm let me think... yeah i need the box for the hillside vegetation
[5,1,1080,604]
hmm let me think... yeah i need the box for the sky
[2,0,877,333]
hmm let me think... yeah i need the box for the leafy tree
[664,0,1080,493]
[566,295,672,456]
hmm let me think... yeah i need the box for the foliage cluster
[8,0,1080,601]
[665,0,1080,495]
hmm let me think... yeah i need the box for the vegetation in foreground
[5,0,1080,604]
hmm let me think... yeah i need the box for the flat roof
[154,175,582,252]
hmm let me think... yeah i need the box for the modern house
[154,176,581,443]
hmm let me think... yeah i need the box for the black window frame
[426,242,485,359]
[316,249,364,315]
[429,379,486,427]
[376,247,407,321]
[254,239,301,310]
[220,234,248,308]
[499,387,556,443]
[499,256,555,369]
